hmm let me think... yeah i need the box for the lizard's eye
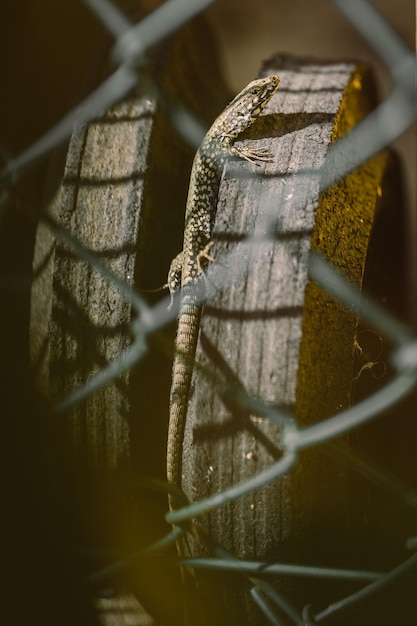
[251,87,260,95]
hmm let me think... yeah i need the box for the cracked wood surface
[178,54,389,624]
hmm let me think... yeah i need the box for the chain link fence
[1,1,416,625]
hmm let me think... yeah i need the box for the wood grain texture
[30,18,230,470]
[29,16,231,626]
[179,55,389,623]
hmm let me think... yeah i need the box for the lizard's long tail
[167,289,202,494]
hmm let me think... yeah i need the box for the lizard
[166,74,280,501]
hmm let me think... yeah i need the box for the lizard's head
[216,74,280,139]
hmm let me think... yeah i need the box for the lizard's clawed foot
[197,241,215,272]
[233,145,275,164]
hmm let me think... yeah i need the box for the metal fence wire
[1,0,416,625]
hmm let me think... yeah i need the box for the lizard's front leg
[231,144,274,164]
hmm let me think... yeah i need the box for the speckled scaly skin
[167,75,280,495]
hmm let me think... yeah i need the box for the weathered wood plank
[30,15,231,626]
[30,18,230,469]
[180,54,389,623]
